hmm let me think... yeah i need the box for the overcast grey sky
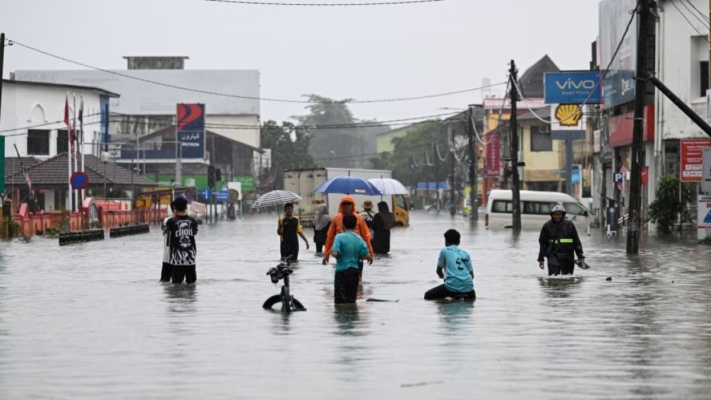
[1,0,600,124]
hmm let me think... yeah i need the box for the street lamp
[101,151,111,199]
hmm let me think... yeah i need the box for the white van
[485,190,591,230]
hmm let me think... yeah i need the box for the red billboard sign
[681,139,711,182]
[485,131,500,177]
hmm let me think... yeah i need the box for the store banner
[680,139,711,182]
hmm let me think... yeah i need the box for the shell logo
[555,104,582,127]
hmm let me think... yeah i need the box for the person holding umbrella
[277,203,309,263]
[322,195,373,278]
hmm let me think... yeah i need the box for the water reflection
[163,282,197,313]
[537,276,583,299]
[333,304,365,337]
[436,300,475,331]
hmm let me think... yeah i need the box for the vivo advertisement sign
[544,71,602,104]
[177,104,205,159]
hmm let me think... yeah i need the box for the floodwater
[1,211,711,399]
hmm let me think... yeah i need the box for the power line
[681,0,709,30]
[511,0,640,124]
[9,39,505,104]
[684,0,710,22]
[205,0,445,5]
[671,0,711,45]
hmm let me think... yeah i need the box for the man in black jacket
[537,204,585,276]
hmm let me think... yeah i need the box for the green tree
[260,120,317,189]
[648,174,695,234]
[371,121,449,188]
[294,95,387,169]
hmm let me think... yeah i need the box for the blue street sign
[215,190,230,202]
[417,182,427,190]
[613,173,623,184]
[200,188,212,200]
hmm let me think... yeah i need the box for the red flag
[64,97,74,147]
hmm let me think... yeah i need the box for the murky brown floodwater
[1,211,710,399]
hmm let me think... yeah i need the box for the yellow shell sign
[555,104,582,127]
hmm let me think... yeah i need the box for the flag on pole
[78,96,84,158]
[64,96,74,154]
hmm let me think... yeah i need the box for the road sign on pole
[200,188,212,200]
[70,171,90,190]
[215,190,230,202]
[613,172,623,184]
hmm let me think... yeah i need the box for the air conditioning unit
[539,125,550,133]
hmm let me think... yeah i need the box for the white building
[15,57,261,149]
[654,0,710,182]
[1,79,118,159]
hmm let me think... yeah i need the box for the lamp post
[101,151,111,199]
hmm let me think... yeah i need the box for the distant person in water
[312,204,331,256]
[277,203,309,262]
[331,214,372,304]
[372,201,394,254]
[165,197,199,284]
[424,229,475,300]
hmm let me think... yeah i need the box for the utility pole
[450,130,456,217]
[627,0,650,255]
[509,60,521,231]
[467,106,478,221]
[0,33,5,127]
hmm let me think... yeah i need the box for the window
[523,201,551,215]
[57,130,69,154]
[27,130,50,155]
[563,202,587,216]
[530,125,552,152]
[492,200,512,213]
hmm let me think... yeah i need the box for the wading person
[160,200,176,282]
[331,214,372,304]
[322,196,373,280]
[277,203,309,262]
[358,200,376,233]
[372,201,394,254]
[424,229,475,300]
[165,197,199,284]
[537,204,585,276]
[312,204,331,256]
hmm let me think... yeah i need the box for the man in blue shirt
[331,214,373,304]
[424,229,475,300]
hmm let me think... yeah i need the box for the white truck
[282,167,410,227]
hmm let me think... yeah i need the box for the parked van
[485,190,591,229]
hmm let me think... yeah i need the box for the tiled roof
[4,157,41,179]
[4,153,157,187]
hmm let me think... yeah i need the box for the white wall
[206,115,260,149]
[1,82,104,158]
[658,0,710,140]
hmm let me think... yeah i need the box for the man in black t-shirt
[165,197,199,284]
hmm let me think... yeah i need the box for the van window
[563,203,587,216]
[395,195,406,209]
[523,201,551,215]
[492,200,512,213]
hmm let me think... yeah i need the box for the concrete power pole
[468,106,478,221]
[627,0,651,255]
[509,60,522,231]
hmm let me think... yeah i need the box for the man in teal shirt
[331,214,373,304]
[424,229,475,300]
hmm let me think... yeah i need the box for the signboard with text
[176,103,205,159]
[485,131,500,177]
[599,0,638,108]
[544,71,602,104]
[680,139,711,182]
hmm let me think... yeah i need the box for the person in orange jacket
[322,195,374,277]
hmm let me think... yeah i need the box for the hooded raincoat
[323,195,373,259]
